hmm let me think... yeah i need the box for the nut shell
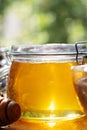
[7,100,21,123]
[0,98,11,126]
[0,98,21,126]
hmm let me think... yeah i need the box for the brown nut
[7,100,21,123]
[0,98,11,126]
[0,97,21,126]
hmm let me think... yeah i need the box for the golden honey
[7,60,84,121]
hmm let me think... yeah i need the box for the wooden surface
[1,116,87,130]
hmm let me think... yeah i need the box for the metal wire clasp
[75,41,87,65]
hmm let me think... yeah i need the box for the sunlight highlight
[47,122,56,127]
[49,101,55,111]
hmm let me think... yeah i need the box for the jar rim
[10,43,86,56]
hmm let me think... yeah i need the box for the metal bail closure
[75,41,87,65]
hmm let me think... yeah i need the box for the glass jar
[6,43,87,122]
[0,47,10,95]
[72,64,87,114]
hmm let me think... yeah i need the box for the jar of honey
[6,42,87,122]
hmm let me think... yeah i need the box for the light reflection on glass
[66,113,81,120]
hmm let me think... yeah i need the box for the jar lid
[7,42,87,64]
[10,43,87,55]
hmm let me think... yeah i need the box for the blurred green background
[0,0,87,47]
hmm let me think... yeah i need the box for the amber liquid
[7,60,84,121]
